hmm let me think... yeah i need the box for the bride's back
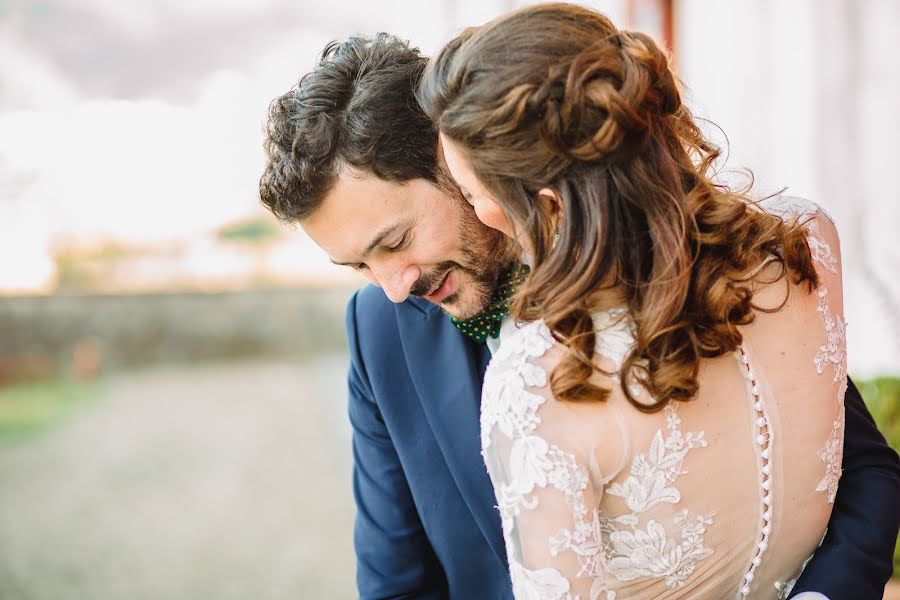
[482,197,846,599]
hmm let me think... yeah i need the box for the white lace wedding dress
[481,197,847,599]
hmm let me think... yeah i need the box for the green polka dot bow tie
[450,262,530,344]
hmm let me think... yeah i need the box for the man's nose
[372,262,420,303]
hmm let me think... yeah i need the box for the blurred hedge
[858,375,900,578]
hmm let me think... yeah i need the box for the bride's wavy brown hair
[419,3,819,411]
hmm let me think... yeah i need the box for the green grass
[0,378,100,442]
[857,375,900,579]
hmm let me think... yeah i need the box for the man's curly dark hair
[259,33,439,223]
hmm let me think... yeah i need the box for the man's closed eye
[387,232,411,251]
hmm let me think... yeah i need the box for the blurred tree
[53,242,135,293]
[217,217,281,245]
[859,375,900,579]
[216,216,284,284]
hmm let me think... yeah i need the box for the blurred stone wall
[0,287,357,381]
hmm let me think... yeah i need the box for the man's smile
[424,271,454,303]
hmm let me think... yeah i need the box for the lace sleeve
[481,322,611,600]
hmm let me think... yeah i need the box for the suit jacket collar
[404,295,439,315]
[395,299,506,565]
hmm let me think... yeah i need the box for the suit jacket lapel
[396,298,506,566]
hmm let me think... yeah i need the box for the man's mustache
[410,261,459,297]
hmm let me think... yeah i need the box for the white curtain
[677,0,900,377]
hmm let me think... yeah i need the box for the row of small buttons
[738,346,773,598]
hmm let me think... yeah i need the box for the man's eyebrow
[329,220,409,266]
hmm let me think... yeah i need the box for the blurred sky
[1,0,898,373]
[0,0,341,290]
[0,0,627,292]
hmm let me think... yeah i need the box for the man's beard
[410,190,515,320]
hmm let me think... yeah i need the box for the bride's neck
[586,284,629,313]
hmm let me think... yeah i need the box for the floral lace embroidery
[599,405,715,588]
[592,308,644,397]
[806,226,837,274]
[509,562,573,600]
[481,322,556,449]
[759,196,837,273]
[483,321,609,599]
[510,561,617,600]
[759,195,835,226]
[495,438,587,531]
[592,311,716,588]
[774,197,848,503]
[759,196,820,223]
[815,404,845,503]
[592,308,633,369]
[813,288,847,384]
[600,511,714,589]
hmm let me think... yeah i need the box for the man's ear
[537,187,563,231]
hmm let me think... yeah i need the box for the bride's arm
[759,199,900,598]
[789,377,900,599]
[482,325,607,599]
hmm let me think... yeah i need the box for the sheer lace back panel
[481,197,846,599]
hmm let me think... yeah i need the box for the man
[259,34,900,599]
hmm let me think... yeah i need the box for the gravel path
[0,357,355,600]
[2,357,897,599]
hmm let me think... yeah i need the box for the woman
[418,3,847,599]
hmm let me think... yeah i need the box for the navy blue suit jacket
[345,285,900,599]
